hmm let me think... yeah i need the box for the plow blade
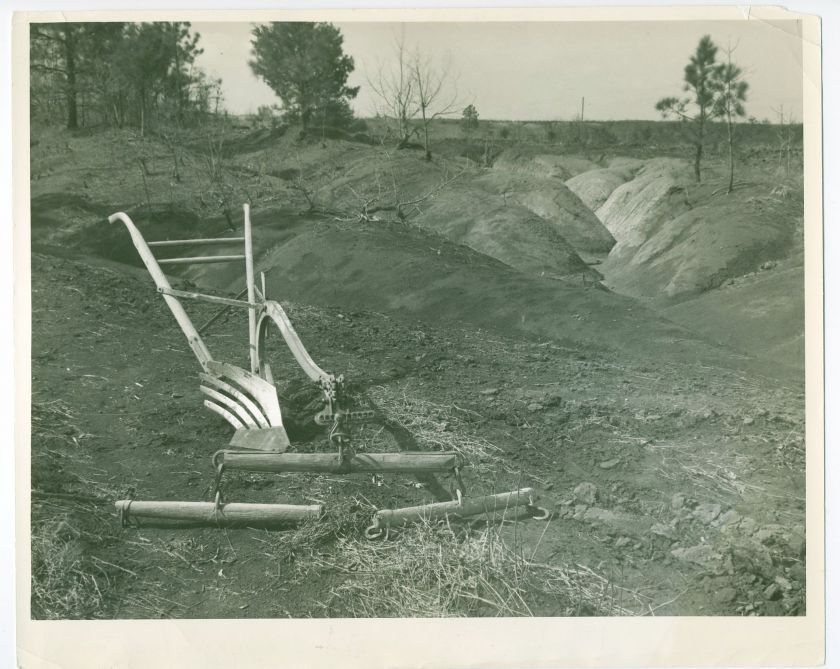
[115,499,323,527]
[218,451,461,474]
[366,487,547,538]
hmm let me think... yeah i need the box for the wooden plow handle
[257,301,335,386]
[108,212,214,371]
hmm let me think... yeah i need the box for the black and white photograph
[11,4,826,667]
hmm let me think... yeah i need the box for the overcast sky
[192,19,804,122]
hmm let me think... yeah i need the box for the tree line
[33,23,766,191]
[30,22,220,134]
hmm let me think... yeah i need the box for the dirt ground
[28,127,806,619]
[30,250,804,618]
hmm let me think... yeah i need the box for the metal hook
[365,518,385,540]
[118,500,132,527]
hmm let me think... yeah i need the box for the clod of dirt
[573,482,598,505]
[713,586,738,604]
[714,509,742,529]
[598,458,620,470]
[671,544,723,568]
[650,522,676,539]
[693,503,722,525]
[763,583,783,601]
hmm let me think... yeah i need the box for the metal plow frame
[108,204,550,536]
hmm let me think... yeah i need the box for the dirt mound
[564,168,629,211]
[175,215,786,379]
[563,156,647,211]
[414,187,597,278]
[31,129,610,282]
[601,183,803,303]
[595,158,695,250]
[662,260,804,370]
[606,157,646,179]
[492,150,599,180]
[313,151,605,278]
[473,172,615,256]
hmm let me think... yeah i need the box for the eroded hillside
[29,125,806,619]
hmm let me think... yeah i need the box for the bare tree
[367,33,418,148]
[334,149,464,223]
[368,33,461,158]
[770,104,796,179]
[409,50,461,160]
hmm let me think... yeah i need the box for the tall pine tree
[249,22,359,132]
[656,35,721,182]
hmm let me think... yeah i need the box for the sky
[192,19,804,122]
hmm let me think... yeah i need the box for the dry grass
[30,509,125,619]
[367,385,503,473]
[31,398,133,619]
[650,441,747,500]
[309,519,638,617]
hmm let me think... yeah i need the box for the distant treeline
[30,22,219,134]
[362,116,804,151]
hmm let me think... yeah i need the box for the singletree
[712,44,749,193]
[249,22,359,132]
[656,35,721,182]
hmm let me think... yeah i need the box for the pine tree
[249,22,359,132]
[656,35,721,182]
[712,45,749,193]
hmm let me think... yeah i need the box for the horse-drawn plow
[108,204,549,538]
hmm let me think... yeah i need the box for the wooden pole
[108,212,213,371]
[158,287,258,309]
[197,286,250,335]
[374,488,536,528]
[148,237,245,247]
[115,499,322,526]
[244,204,258,374]
[157,255,245,265]
[220,451,461,474]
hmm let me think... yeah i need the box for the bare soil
[29,126,806,619]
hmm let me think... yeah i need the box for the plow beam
[365,488,548,538]
[217,451,461,474]
[115,499,322,527]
